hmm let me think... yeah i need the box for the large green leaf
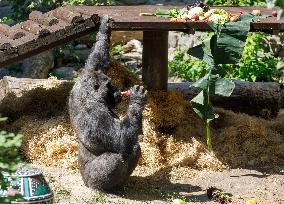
[187,43,205,60]
[192,73,210,89]
[211,14,255,64]
[278,9,284,20]
[191,101,219,123]
[214,78,235,96]
[191,91,219,123]
[188,40,215,68]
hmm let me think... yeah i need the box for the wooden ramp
[0,5,283,68]
[0,6,100,67]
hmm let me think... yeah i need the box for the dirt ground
[42,165,284,204]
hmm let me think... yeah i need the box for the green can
[0,168,53,204]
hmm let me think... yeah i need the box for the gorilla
[69,16,147,191]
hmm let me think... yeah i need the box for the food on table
[140,3,264,24]
[251,9,261,16]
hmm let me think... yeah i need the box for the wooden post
[142,31,168,90]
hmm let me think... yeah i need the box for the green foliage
[109,43,123,57]
[169,51,207,82]
[223,33,282,82]
[0,17,13,23]
[0,118,24,203]
[204,0,266,6]
[170,33,283,84]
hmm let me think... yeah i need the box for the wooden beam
[142,31,168,90]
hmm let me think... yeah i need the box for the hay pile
[1,61,283,180]
[139,91,226,177]
[17,116,78,169]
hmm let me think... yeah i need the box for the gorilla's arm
[118,85,147,153]
[85,15,110,72]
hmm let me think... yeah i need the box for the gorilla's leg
[81,152,129,191]
[126,143,141,175]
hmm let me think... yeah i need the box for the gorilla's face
[105,81,122,108]
[92,71,121,108]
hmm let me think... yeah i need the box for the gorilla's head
[92,70,122,108]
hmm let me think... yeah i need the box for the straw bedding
[1,61,283,180]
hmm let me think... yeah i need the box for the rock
[120,52,142,61]
[0,0,9,7]
[63,48,91,63]
[279,50,284,59]
[122,39,142,53]
[52,67,77,80]
[0,5,12,19]
[0,68,9,79]
[74,43,88,50]
[111,31,143,44]
[21,50,54,79]
[124,60,142,75]
[281,89,284,108]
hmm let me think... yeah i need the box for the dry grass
[1,61,283,181]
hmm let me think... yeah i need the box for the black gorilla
[69,16,147,191]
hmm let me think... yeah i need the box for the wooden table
[90,5,284,90]
[0,5,283,90]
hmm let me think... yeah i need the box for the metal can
[0,168,53,204]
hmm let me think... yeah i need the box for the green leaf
[191,90,206,105]
[156,9,170,18]
[191,102,219,123]
[192,74,210,89]
[278,9,284,20]
[191,91,219,123]
[214,78,235,96]
[188,44,205,60]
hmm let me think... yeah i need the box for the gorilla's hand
[130,85,147,105]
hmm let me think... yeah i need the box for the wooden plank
[81,5,284,32]
[0,9,99,68]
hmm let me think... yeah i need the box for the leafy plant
[0,16,13,23]
[188,14,256,150]
[110,43,123,57]
[169,51,207,82]
[207,187,232,204]
[223,33,281,82]
[0,118,24,203]
[204,0,266,6]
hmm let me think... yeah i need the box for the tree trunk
[168,80,282,118]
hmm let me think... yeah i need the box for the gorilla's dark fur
[69,16,147,191]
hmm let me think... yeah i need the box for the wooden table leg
[142,31,168,90]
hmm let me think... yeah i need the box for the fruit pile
[168,2,261,24]
[141,2,264,24]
